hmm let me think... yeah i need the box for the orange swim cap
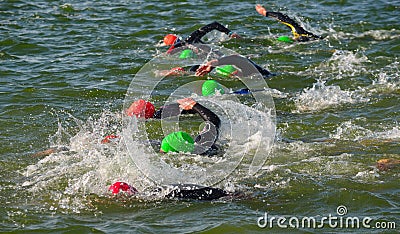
[126,99,155,119]
[164,34,178,45]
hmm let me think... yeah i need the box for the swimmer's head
[164,34,179,45]
[108,182,138,195]
[160,131,194,153]
[277,36,294,43]
[179,49,195,59]
[126,99,155,119]
[202,80,225,96]
[215,65,238,77]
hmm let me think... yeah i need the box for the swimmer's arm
[177,98,221,128]
[186,21,239,44]
[195,55,255,77]
[192,103,221,129]
[31,146,69,157]
[266,12,305,38]
[256,5,320,40]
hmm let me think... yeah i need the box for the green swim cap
[179,49,195,59]
[215,65,237,77]
[202,80,225,96]
[277,36,294,43]
[161,131,194,153]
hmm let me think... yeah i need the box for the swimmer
[108,181,229,200]
[159,58,272,79]
[162,21,240,53]
[157,52,273,79]
[255,4,323,42]
[195,54,273,78]
[160,23,272,78]
[159,98,221,155]
[113,98,221,155]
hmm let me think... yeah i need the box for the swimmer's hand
[177,98,197,110]
[31,146,69,157]
[255,4,267,17]
[195,59,218,76]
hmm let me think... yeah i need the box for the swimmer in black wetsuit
[163,21,240,53]
[109,181,230,200]
[161,22,272,78]
[125,98,221,155]
[255,4,323,42]
[195,54,272,79]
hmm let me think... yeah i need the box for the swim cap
[126,99,155,119]
[215,65,238,77]
[108,182,138,195]
[179,49,195,59]
[202,80,225,96]
[277,36,294,43]
[101,134,120,144]
[164,34,178,45]
[161,131,194,153]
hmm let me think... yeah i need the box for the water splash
[293,79,369,112]
[330,120,400,142]
[21,96,275,212]
[21,111,152,212]
[330,120,372,141]
[370,61,400,92]
[310,50,371,79]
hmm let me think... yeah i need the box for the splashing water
[21,94,276,212]
[311,50,371,79]
[293,79,369,112]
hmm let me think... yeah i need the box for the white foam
[309,50,370,79]
[330,120,371,141]
[293,79,369,112]
[370,61,400,92]
[330,120,400,141]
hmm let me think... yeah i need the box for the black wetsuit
[165,184,228,200]
[265,11,322,42]
[168,21,232,52]
[153,102,221,155]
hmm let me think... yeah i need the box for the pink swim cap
[108,182,138,195]
[126,99,155,119]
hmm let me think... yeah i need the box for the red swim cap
[164,34,178,45]
[108,181,138,195]
[126,99,155,119]
[101,134,119,144]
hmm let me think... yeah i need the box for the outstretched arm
[195,55,267,78]
[176,98,220,128]
[255,4,322,41]
[177,98,221,154]
[185,21,240,44]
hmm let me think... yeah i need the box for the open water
[0,0,399,233]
